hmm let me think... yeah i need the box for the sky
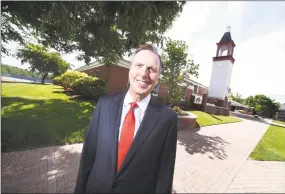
[2,1,285,103]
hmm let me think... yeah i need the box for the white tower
[208,27,236,100]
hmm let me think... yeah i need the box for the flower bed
[172,106,197,129]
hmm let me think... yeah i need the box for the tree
[244,95,255,108]
[244,94,280,118]
[2,1,186,65]
[161,39,199,106]
[229,91,244,104]
[16,44,71,84]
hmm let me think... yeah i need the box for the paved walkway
[172,119,273,193]
[226,160,285,193]
[264,118,285,128]
[2,119,284,193]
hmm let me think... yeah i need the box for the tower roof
[219,31,236,46]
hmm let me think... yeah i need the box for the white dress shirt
[118,92,151,141]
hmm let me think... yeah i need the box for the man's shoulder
[154,101,177,119]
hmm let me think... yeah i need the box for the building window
[181,87,187,101]
[126,80,130,89]
[95,70,100,77]
[228,47,232,55]
[194,85,198,93]
[151,83,160,96]
[219,46,228,56]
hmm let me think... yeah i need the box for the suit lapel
[116,96,161,175]
[109,92,126,175]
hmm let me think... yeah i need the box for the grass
[1,82,69,100]
[273,120,285,126]
[249,125,285,161]
[188,110,242,127]
[1,82,242,152]
[1,82,95,152]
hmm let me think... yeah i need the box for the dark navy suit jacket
[74,92,178,193]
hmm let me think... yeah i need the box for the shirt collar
[123,91,151,112]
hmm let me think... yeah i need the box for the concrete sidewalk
[172,119,270,193]
[263,118,285,128]
[1,144,82,193]
[226,160,285,193]
[2,119,284,193]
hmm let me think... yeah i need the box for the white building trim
[75,59,131,72]
[75,61,102,72]
[184,77,208,89]
[117,59,131,69]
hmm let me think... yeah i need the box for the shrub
[52,75,62,85]
[172,106,189,116]
[60,71,88,90]
[71,76,107,100]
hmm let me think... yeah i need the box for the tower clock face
[217,63,224,68]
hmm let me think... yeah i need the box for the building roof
[74,59,131,72]
[219,31,236,46]
[229,100,249,108]
[184,76,208,89]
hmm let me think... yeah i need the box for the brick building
[75,59,208,104]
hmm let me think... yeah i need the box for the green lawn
[1,82,69,100]
[1,83,95,152]
[188,111,242,127]
[249,125,285,161]
[273,120,285,126]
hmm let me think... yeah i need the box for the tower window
[219,46,228,56]
[228,47,232,55]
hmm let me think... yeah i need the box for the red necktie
[117,102,137,171]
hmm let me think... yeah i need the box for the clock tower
[208,27,236,101]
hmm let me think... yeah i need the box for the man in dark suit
[74,44,178,193]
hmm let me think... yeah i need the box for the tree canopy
[2,1,186,64]
[161,39,199,105]
[244,94,280,118]
[16,44,71,83]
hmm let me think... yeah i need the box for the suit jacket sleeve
[74,97,102,193]
[156,116,178,193]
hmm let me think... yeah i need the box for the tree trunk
[41,73,48,84]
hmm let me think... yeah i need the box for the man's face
[129,50,160,97]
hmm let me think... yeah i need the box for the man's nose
[140,66,150,77]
